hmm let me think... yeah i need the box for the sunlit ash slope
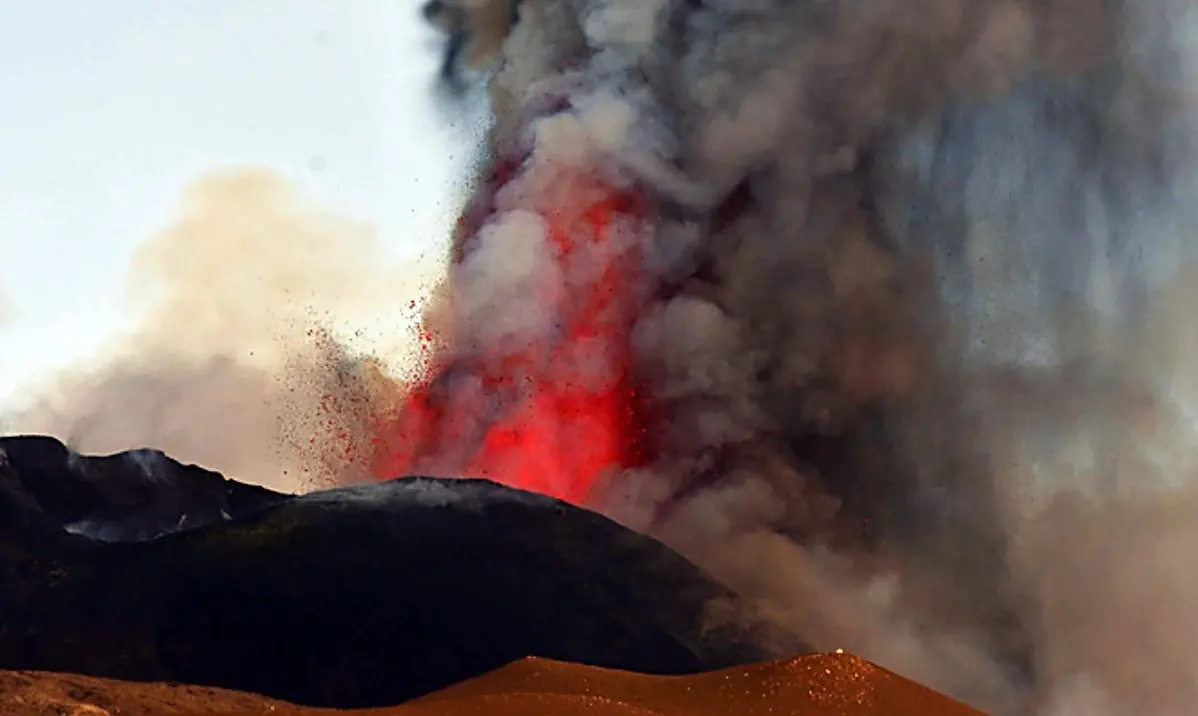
[0,436,775,709]
[0,654,983,716]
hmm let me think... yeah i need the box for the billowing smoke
[406,0,1198,713]
[5,168,438,493]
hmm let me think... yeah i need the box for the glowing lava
[369,160,656,505]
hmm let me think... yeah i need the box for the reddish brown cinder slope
[1,653,986,716]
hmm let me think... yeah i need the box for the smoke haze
[4,168,441,492]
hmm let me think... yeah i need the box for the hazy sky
[0,1,485,401]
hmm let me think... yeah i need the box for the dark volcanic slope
[0,438,782,709]
[0,435,288,541]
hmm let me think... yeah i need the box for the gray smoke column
[426,0,1198,712]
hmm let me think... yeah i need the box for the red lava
[367,161,658,505]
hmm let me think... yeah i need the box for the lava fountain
[369,154,658,506]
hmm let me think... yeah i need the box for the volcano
[0,436,779,709]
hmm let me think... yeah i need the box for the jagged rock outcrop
[0,435,287,541]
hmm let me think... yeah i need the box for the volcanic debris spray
[386,0,1198,713]
[6,169,437,493]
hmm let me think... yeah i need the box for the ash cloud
[5,168,437,493]
[440,0,1198,712]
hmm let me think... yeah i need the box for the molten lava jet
[369,159,657,505]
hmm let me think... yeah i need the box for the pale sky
[0,0,487,403]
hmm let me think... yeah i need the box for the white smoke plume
[420,0,1198,713]
[5,168,439,493]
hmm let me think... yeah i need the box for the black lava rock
[0,435,287,541]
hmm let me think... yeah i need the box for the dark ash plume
[435,0,1198,712]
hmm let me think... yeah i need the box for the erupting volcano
[369,157,657,505]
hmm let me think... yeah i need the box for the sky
[0,0,487,403]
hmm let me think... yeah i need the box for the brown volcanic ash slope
[0,668,294,716]
[0,654,984,716]
[407,653,987,716]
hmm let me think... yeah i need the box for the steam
[5,168,437,493]
[433,0,1198,713]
